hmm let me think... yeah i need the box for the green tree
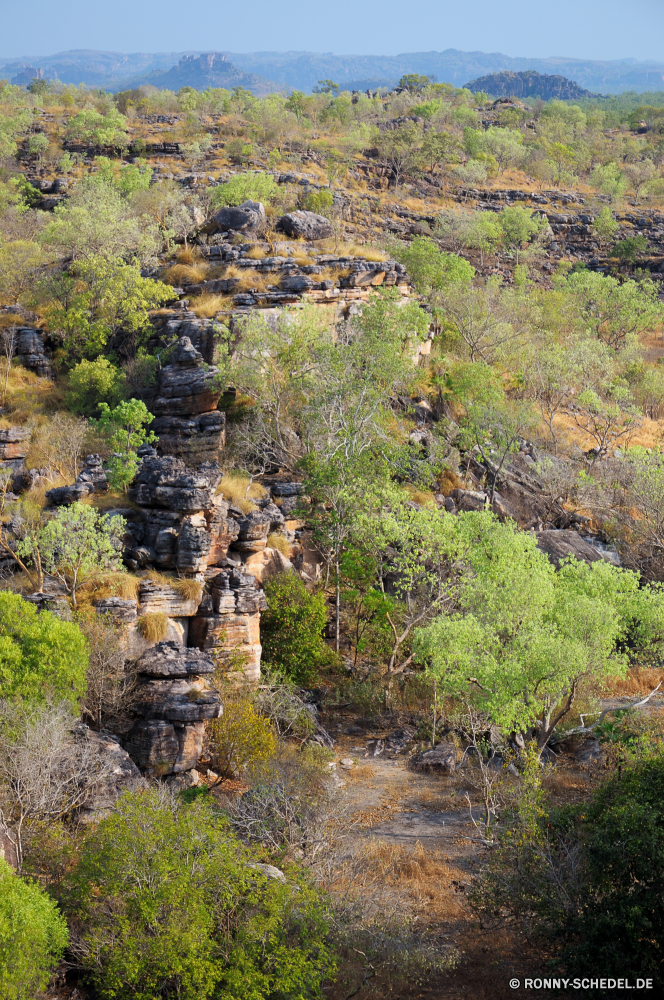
[498,206,544,264]
[44,257,175,362]
[413,513,664,748]
[95,398,157,489]
[589,162,627,201]
[27,132,49,161]
[64,107,129,150]
[614,233,650,268]
[562,269,662,350]
[39,503,126,607]
[0,592,88,708]
[0,241,48,304]
[0,858,68,1000]
[419,130,459,172]
[591,206,619,250]
[481,126,523,174]
[398,74,433,92]
[261,573,334,684]
[378,121,422,189]
[40,177,160,265]
[65,356,122,416]
[391,236,474,294]
[460,399,537,502]
[62,788,334,1000]
[0,110,32,160]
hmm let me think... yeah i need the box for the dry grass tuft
[137,612,169,641]
[605,667,664,698]
[404,484,437,507]
[162,262,209,286]
[145,570,203,603]
[245,246,267,259]
[267,532,291,556]
[189,293,234,317]
[175,247,202,265]
[437,468,464,496]
[221,267,272,293]
[81,572,141,605]
[87,492,142,513]
[217,473,267,512]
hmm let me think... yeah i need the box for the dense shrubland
[3,70,664,996]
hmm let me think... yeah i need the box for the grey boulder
[278,210,333,240]
[212,200,266,234]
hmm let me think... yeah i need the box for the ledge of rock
[536,529,605,567]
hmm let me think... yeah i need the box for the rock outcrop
[150,336,225,463]
[45,454,108,505]
[15,327,52,379]
[124,641,221,776]
[0,427,31,492]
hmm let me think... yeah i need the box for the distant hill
[465,70,594,100]
[136,53,280,95]
[4,48,664,96]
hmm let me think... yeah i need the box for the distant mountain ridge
[137,53,280,95]
[3,48,664,95]
[465,70,594,100]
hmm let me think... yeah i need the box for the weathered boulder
[280,274,314,292]
[151,337,222,418]
[413,742,458,774]
[0,427,31,492]
[124,719,206,774]
[150,412,226,463]
[536,530,604,567]
[136,640,214,677]
[135,678,221,722]
[232,509,271,553]
[15,327,52,379]
[211,200,266,235]
[278,210,333,240]
[242,546,293,582]
[46,454,108,506]
[131,455,217,512]
[138,579,202,617]
[75,730,147,823]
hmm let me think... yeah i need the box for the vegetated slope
[465,70,594,101]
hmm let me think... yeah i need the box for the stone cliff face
[150,336,225,463]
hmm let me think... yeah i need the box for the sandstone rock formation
[124,641,221,776]
[150,336,225,463]
[45,454,108,505]
[0,427,31,492]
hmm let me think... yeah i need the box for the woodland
[2,71,664,999]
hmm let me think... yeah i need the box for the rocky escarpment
[0,427,31,493]
[124,641,221,776]
[150,336,225,463]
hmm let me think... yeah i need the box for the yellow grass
[137,612,169,641]
[267,532,291,556]
[245,246,267,259]
[189,294,234,317]
[175,247,202,265]
[605,667,664,698]
[217,473,267,513]
[145,569,203,602]
[403,484,437,507]
[162,262,209,285]
[88,492,142,513]
[221,266,272,293]
[81,572,141,604]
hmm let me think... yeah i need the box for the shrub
[136,612,169,642]
[390,236,474,294]
[261,573,335,684]
[207,697,277,777]
[0,858,68,1000]
[0,592,88,709]
[62,789,335,1000]
[304,188,334,216]
[210,172,277,209]
[65,356,122,416]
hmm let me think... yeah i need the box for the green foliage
[398,74,433,92]
[303,188,334,215]
[391,236,474,294]
[44,256,175,363]
[0,592,88,709]
[95,398,157,489]
[65,107,129,149]
[560,269,663,351]
[65,356,122,415]
[261,573,335,684]
[0,858,68,1000]
[498,205,544,262]
[94,156,153,195]
[413,513,664,744]
[591,206,619,247]
[561,757,664,983]
[614,233,650,265]
[40,503,126,607]
[0,110,31,160]
[210,172,277,209]
[62,788,335,1000]
[207,698,278,777]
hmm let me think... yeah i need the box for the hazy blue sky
[3,0,664,62]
